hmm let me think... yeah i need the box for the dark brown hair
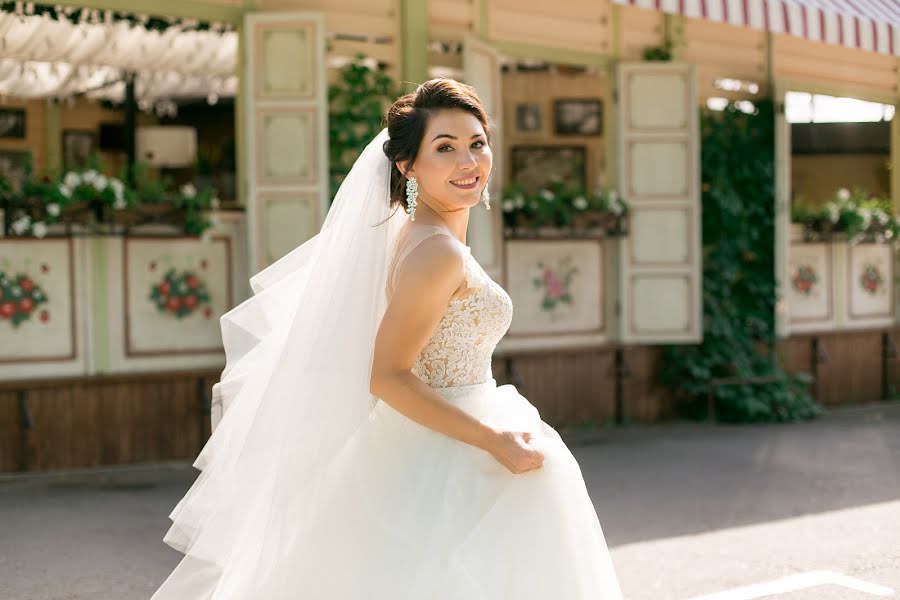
[382,78,491,212]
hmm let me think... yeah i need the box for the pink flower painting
[532,257,578,313]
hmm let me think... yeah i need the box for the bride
[151,77,624,599]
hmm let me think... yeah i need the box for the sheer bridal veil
[152,128,405,598]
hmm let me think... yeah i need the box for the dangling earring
[405,176,418,221]
[481,175,491,210]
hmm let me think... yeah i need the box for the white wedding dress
[151,121,624,598]
[241,224,624,599]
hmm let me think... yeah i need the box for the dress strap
[385,225,468,301]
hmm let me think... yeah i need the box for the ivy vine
[327,55,401,202]
[642,39,674,61]
[659,99,824,423]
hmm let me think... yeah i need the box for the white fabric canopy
[0,11,237,102]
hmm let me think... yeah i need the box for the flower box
[792,187,897,245]
[1,168,220,238]
[501,182,629,240]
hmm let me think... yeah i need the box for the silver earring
[481,176,491,210]
[405,176,418,221]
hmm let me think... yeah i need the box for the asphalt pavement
[2,400,898,600]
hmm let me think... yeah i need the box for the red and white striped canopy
[613,0,900,57]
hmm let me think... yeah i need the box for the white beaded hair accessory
[405,176,418,221]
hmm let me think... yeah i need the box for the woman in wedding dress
[151,78,623,599]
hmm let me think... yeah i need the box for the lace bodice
[386,225,513,388]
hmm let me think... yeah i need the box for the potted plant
[0,162,221,238]
[501,178,628,238]
[792,187,898,244]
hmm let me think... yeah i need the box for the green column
[45,99,62,173]
[400,0,428,91]
[892,97,900,216]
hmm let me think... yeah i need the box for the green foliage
[659,99,824,423]
[328,55,401,201]
[643,39,673,61]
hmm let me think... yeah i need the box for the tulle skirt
[153,378,623,599]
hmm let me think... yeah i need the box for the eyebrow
[431,133,484,142]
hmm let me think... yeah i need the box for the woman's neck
[410,202,469,246]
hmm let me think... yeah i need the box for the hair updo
[382,78,491,212]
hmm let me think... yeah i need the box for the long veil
[152,127,406,598]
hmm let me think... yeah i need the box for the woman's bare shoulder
[386,224,468,303]
[402,230,466,283]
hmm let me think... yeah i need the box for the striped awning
[612,0,900,57]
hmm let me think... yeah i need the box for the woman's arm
[370,234,544,473]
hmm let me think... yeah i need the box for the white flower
[573,196,588,210]
[502,199,515,213]
[32,221,47,238]
[46,203,60,217]
[63,172,80,188]
[539,189,554,202]
[836,188,850,201]
[81,169,98,184]
[609,189,619,203]
[10,285,22,298]
[514,195,525,209]
[609,199,623,216]
[109,178,124,198]
[873,209,890,226]
[11,215,31,235]
[180,183,197,198]
[113,196,127,210]
[859,208,872,230]
[826,202,840,224]
[93,174,108,191]
[58,185,71,198]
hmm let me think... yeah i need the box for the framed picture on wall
[0,108,26,139]
[554,98,602,136]
[510,145,587,193]
[515,103,542,132]
[0,150,31,189]
[63,130,96,169]
[503,238,605,337]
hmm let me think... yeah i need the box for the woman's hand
[485,429,545,474]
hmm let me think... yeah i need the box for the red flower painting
[859,264,884,296]
[791,265,818,296]
[0,270,50,327]
[149,267,213,320]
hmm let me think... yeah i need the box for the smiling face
[400,108,493,212]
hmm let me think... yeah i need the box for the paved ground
[1,401,898,600]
